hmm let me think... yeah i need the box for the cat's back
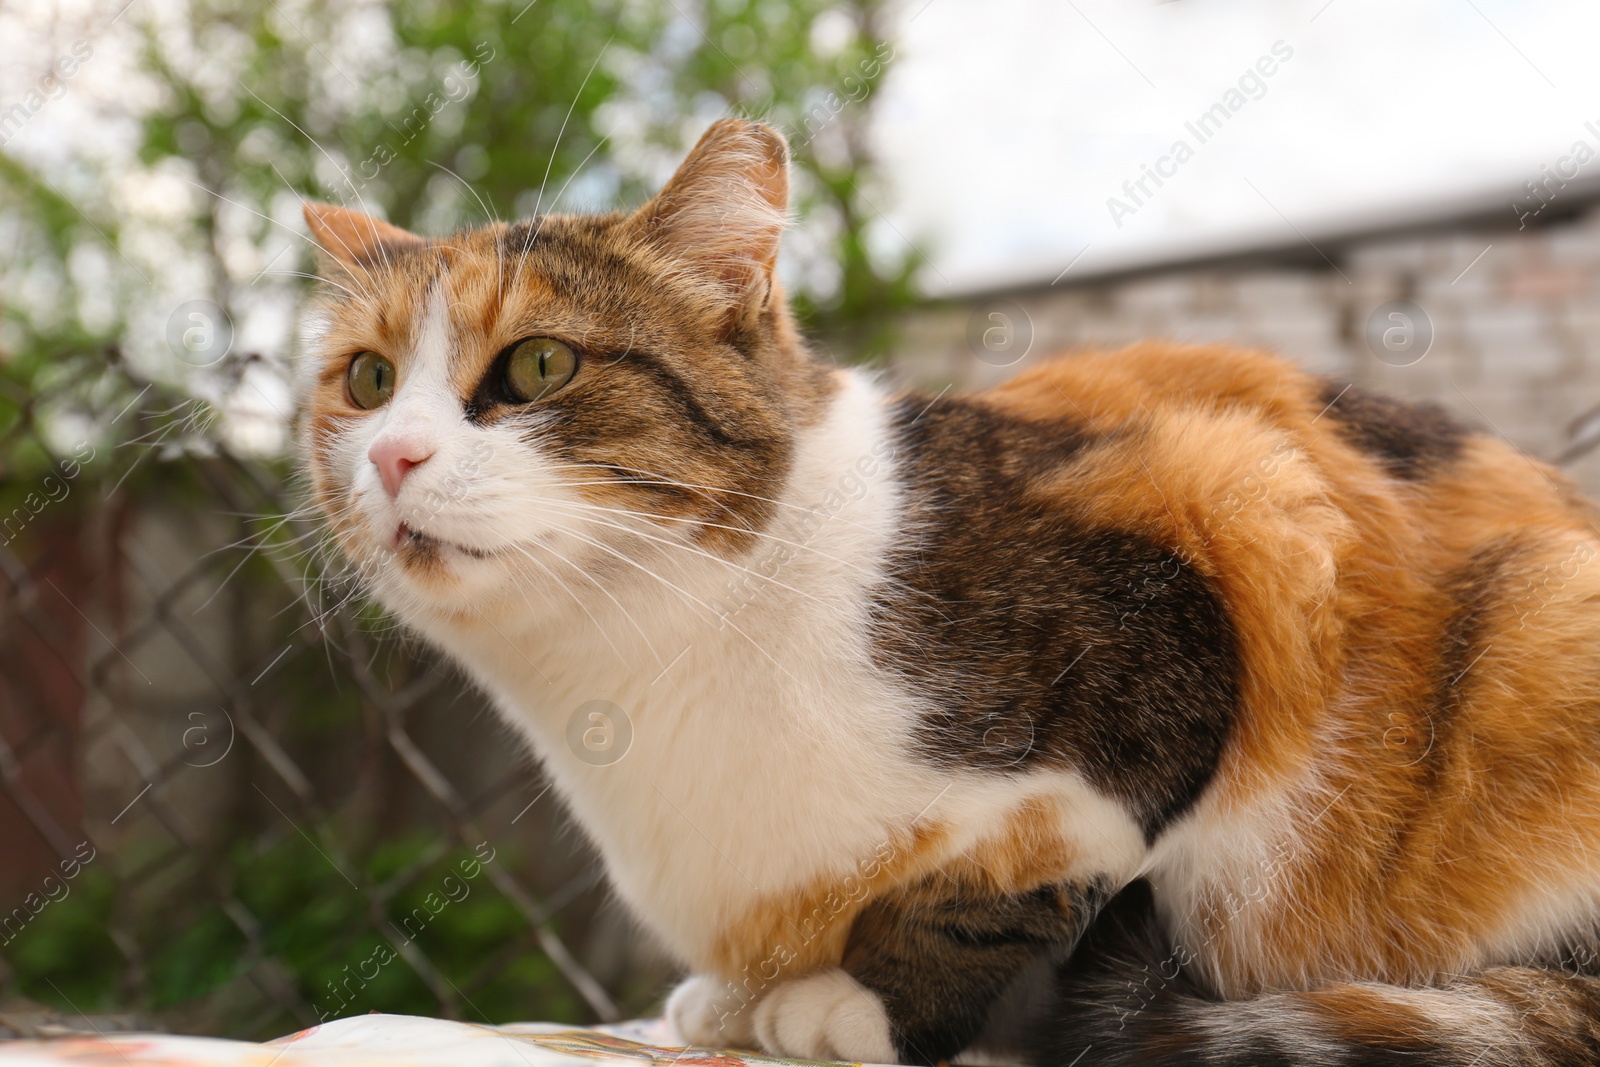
[978,340,1595,549]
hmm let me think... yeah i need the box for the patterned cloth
[0,1016,867,1067]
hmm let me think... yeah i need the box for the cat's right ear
[302,202,423,276]
[632,119,790,327]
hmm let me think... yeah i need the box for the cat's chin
[350,527,520,612]
[392,521,507,563]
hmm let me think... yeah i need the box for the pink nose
[368,435,435,498]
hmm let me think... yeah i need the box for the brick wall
[888,199,1600,495]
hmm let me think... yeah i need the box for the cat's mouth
[392,522,500,562]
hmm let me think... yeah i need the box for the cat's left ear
[633,119,789,325]
[302,202,424,275]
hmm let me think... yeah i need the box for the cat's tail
[1039,883,1600,1067]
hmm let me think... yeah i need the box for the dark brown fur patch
[872,395,1240,840]
[1316,380,1472,480]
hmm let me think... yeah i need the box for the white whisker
[513,42,611,279]
[534,500,830,607]
[504,539,633,666]
[542,521,798,682]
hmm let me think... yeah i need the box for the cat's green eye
[505,337,577,403]
[347,351,395,410]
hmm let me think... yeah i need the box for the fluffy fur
[298,119,1600,1066]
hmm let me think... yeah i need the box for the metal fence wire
[0,355,671,1041]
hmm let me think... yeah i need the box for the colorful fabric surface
[0,1016,869,1067]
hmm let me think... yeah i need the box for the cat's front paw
[751,969,896,1064]
[667,974,756,1049]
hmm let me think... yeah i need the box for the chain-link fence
[0,353,674,1041]
[0,0,923,1035]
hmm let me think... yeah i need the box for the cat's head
[298,119,836,616]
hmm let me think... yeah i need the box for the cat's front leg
[665,974,760,1050]
[750,968,898,1064]
[665,979,758,1049]
[668,969,896,1063]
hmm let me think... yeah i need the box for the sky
[875,0,1599,294]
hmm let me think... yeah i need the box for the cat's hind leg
[674,878,1109,1063]
[830,877,1110,1065]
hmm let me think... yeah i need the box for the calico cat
[298,119,1600,1066]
